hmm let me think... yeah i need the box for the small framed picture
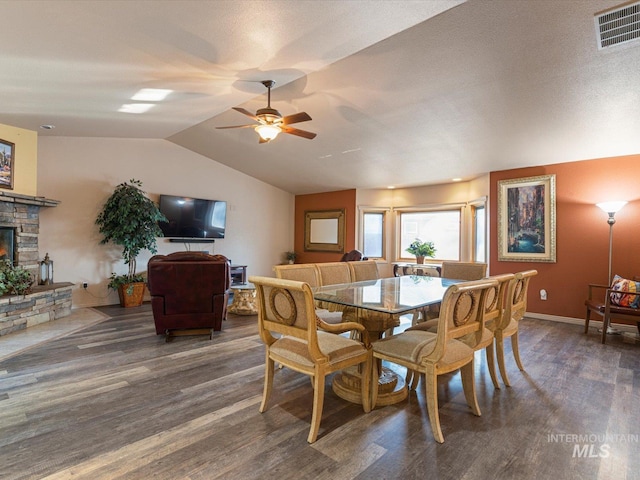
[0,139,15,190]
[497,174,556,263]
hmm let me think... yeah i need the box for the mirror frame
[304,209,345,252]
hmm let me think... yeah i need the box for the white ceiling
[2,0,640,194]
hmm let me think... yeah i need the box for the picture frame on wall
[497,174,556,263]
[0,139,15,190]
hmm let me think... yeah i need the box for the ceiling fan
[216,80,316,143]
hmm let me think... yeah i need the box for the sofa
[147,252,231,340]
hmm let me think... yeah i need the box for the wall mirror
[304,209,345,252]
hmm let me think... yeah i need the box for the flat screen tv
[158,194,227,239]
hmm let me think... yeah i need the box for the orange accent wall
[490,155,640,320]
[294,189,356,264]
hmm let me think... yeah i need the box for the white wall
[37,137,293,308]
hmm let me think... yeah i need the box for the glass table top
[312,275,460,315]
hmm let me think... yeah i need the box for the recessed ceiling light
[387,186,395,189]
[39,124,55,130]
[118,104,154,114]
[131,89,172,101]
[452,178,462,182]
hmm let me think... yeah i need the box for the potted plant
[95,179,167,307]
[285,251,297,264]
[405,238,436,264]
[0,260,34,296]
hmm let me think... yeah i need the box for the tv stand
[168,238,215,244]
[230,265,247,285]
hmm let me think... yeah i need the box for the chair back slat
[348,260,379,282]
[430,278,498,360]
[273,264,321,287]
[441,261,487,281]
[317,262,352,286]
[501,270,537,327]
[483,274,516,328]
[252,276,323,356]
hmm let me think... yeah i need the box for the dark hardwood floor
[1,304,638,480]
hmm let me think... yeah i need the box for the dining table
[312,275,460,406]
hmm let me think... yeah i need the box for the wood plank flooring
[1,305,639,480]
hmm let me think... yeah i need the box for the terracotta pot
[117,282,145,308]
[416,256,425,264]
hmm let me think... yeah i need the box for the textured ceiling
[1,0,639,194]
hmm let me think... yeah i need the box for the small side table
[228,284,258,315]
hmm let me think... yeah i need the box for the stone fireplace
[0,192,59,278]
[0,191,73,336]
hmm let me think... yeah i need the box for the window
[362,211,385,259]
[399,209,461,260]
[473,205,486,262]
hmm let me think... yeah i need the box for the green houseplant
[95,179,167,307]
[285,251,297,264]
[405,238,436,264]
[0,260,34,296]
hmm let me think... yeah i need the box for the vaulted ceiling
[2,0,639,194]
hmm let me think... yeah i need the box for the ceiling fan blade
[215,124,256,129]
[232,107,259,121]
[281,126,317,140]
[282,112,312,125]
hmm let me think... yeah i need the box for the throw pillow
[609,275,640,308]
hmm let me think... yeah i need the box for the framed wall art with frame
[0,139,14,190]
[497,174,556,263]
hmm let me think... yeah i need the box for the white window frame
[358,207,389,261]
[395,204,465,262]
[470,197,487,263]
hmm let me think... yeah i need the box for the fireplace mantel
[0,191,60,207]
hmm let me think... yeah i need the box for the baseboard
[526,311,639,333]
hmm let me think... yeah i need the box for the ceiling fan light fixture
[255,124,281,141]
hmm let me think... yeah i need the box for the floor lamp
[596,200,627,335]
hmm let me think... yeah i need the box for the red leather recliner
[147,252,231,340]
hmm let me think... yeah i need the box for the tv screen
[158,194,227,239]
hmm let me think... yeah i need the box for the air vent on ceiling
[595,1,640,49]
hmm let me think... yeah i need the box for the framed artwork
[304,209,345,252]
[0,139,14,190]
[497,174,556,263]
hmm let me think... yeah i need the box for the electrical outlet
[83,282,88,289]
[540,289,547,300]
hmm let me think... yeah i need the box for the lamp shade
[596,201,627,214]
[255,124,281,141]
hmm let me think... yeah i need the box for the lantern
[39,253,53,285]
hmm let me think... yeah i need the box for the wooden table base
[332,364,408,406]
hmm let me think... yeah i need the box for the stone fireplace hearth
[0,191,73,336]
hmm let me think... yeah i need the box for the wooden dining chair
[372,278,499,443]
[405,273,515,390]
[494,269,537,387]
[250,275,372,443]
